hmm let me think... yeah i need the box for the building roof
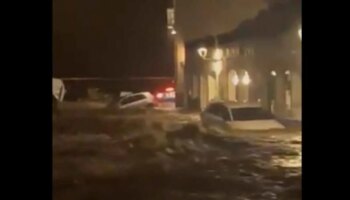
[186,0,301,49]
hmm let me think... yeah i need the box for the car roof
[123,92,153,98]
[137,91,153,96]
[209,101,261,109]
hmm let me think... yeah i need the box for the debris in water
[262,191,277,199]
[194,157,200,163]
[165,147,175,154]
[216,156,229,161]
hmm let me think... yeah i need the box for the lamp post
[197,42,226,98]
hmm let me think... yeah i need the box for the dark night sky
[176,0,268,41]
[53,0,172,78]
[53,0,273,78]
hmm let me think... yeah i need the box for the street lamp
[197,46,226,98]
[197,47,208,58]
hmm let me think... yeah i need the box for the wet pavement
[53,106,301,200]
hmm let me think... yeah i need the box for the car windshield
[231,107,274,121]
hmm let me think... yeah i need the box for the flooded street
[53,105,301,200]
[52,0,302,199]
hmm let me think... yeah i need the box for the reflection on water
[271,134,301,169]
[271,155,301,168]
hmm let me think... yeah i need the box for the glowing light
[242,71,251,85]
[285,70,290,75]
[156,93,164,99]
[213,48,223,60]
[298,28,301,40]
[232,73,239,86]
[171,29,177,35]
[165,87,174,92]
[197,47,207,58]
[211,61,223,75]
[271,70,277,76]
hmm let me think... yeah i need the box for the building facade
[184,18,301,120]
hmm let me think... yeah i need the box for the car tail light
[165,87,174,92]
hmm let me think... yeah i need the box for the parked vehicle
[117,92,156,109]
[154,87,176,109]
[200,101,285,131]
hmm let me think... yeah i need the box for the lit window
[232,73,239,86]
[167,8,175,27]
[230,47,239,56]
[271,70,277,76]
[213,48,223,60]
[242,71,251,85]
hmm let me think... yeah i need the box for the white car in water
[117,92,156,109]
[200,101,285,131]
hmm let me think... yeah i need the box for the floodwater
[53,104,301,200]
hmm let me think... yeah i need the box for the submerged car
[200,101,285,131]
[117,92,156,109]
